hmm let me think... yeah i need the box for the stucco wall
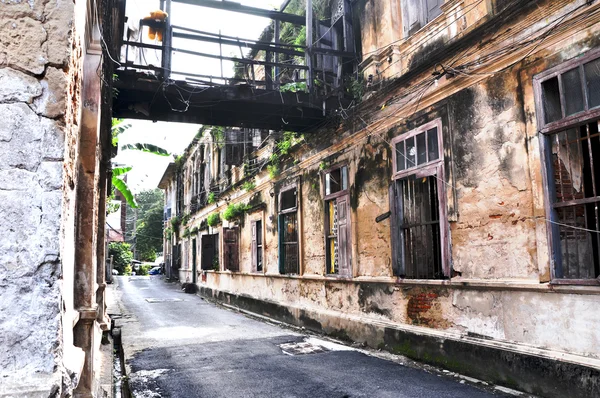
[0,1,83,396]
[170,0,600,370]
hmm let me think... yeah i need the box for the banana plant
[110,119,171,208]
[120,143,171,156]
[112,166,137,208]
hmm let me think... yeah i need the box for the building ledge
[197,270,600,295]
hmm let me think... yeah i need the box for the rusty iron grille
[396,176,443,279]
[281,212,299,274]
[549,120,600,279]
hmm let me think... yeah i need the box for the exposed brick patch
[406,290,450,328]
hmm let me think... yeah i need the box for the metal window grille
[280,212,299,274]
[548,120,600,280]
[395,176,443,279]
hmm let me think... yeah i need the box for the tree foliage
[126,189,164,262]
[108,242,133,274]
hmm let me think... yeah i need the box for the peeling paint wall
[166,0,600,372]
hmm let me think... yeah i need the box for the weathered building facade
[0,0,120,396]
[160,0,600,396]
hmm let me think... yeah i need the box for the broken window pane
[416,132,427,165]
[280,188,297,211]
[325,167,347,196]
[405,136,416,169]
[562,67,585,116]
[427,127,439,161]
[584,58,600,109]
[542,76,562,123]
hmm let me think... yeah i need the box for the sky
[116,0,279,193]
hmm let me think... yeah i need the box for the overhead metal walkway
[112,0,357,132]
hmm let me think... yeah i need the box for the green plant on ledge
[212,256,219,271]
[191,226,199,235]
[207,192,217,204]
[181,212,191,226]
[267,163,280,179]
[222,203,250,222]
[170,216,181,236]
[241,179,256,192]
[207,212,221,227]
[182,228,191,238]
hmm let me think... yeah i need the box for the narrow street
[109,276,508,398]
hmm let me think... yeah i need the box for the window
[536,50,600,133]
[201,234,219,271]
[402,0,443,37]
[278,186,300,274]
[545,123,600,281]
[534,51,600,284]
[389,119,448,279]
[323,165,351,276]
[252,220,263,272]
[223,228,239,271]
[225,130,244,166]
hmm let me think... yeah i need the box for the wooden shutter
[336,195,351,277]
[402,0,423,37]
[425,0,443,22]
[224,228,239,271]
[389,182,404,276]
[251,221,257,271]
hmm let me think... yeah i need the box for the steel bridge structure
[112,0,357,132]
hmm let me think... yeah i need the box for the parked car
[149,266,161,275]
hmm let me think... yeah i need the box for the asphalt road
[110,276,509,398]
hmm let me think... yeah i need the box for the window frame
[321,163,352,277]
[389,118,450,278]
[534,47,600,135]
[534,50,600,286]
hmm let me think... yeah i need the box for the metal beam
[172,25,305,49]
[172,47,309,70]
[279,0,293,12]
[172,32,305,57]
[172,0,305,25]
